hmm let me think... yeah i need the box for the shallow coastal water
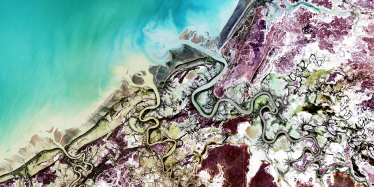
[0,0,238,159]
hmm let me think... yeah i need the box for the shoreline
[0,81,152,182]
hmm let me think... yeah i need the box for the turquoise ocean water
[0,1,238,157]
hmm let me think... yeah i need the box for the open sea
[0,0,238,159]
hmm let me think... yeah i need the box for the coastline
[0,80,154,182]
